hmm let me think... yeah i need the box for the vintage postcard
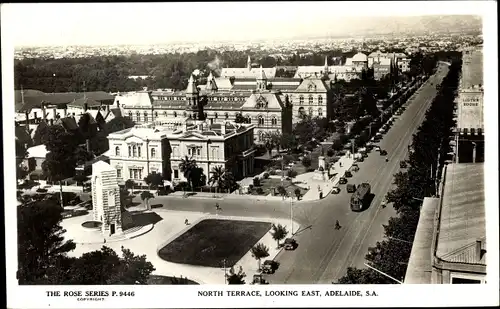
[2,1,498,308]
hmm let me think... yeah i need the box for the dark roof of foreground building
[15,90,115,111]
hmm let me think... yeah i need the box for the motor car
[357,157,364,162]
[339,177,348,184]
[380,150,388,156]
[374,146,381,152]
[345,171,353,178]
[251,273,268,285]
[261,260,278,274]
[331,187,341,194]
[346,184,357,193]
[284,238,297,250]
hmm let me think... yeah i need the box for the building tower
[247,55,252,71]
[205,72,218,92]
[323,55,329,75]
[91,161,122,237]
[256,65,267,91]
[185,74,199,108]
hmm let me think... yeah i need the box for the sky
[0,1,489,47]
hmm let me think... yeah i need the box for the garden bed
[158,219,272,268]
[249,178,309,198]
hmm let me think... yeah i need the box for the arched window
[115,146,120,156]
[155,111,158,118]
[225,112,229,119]
[309,96,314,105]
[136,111,140,121]
[308,107,313,115]
[214,112,218,119]
[174,111,177,117]
[138,146,142,157]
[258,116,265,126]
[128,146,131,157]
[132,145,137,157]
[299,96,304,105]
[318,96,323,105]
[151,148,156,158]
[318,108,323,116]
[128,112,133,118]
[246,116,251,123]
[271,117,277,126]
[144,111,148,122]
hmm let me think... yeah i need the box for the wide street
[130,63,450,284]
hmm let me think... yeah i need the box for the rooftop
[436,163,486,264]
[404,197,440,284]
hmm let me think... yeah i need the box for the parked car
[374,146,381,152]
[351,164,359,172]
[346,184,357,193]
[339,177,348,184]
[380,150,388,156]
[251,273,268,285]
[332,187,341,194]
[261,260,278,274]
[284,238,297,250]
[345,171,353,178]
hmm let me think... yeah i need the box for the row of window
[128,110,280,125]
[115,146,157,158]
[298,107,323,117]
[297,95,324,105]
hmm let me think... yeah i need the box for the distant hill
[338,15,482,37]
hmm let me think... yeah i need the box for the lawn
[250,178,309,198]
[147,275,199,285]
[158,219,272,268]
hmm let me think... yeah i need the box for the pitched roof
[55,116,79,131]
[241,92,284,110]
[294,79,329,93]
[352,52,368,62]
[15,125,33,146]
[436,163,485,264]
[220,67,277,78]
[213,77,233,90]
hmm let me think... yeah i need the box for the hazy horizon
[2,2,484,48]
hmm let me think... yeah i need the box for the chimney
[53,108,57,119]
[86,139,91,152]
[475,240,482,261]
[50,119,54,126]
[116,100,120,108]
[42,104,47,120]
[25,111,29,127]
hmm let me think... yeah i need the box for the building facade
[106,121,256,186]
[118,69,293,143]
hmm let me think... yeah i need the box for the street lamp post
[364,263,403,284]
[351,138,355,158]
[290,196,294,235]
[222,259,227,284]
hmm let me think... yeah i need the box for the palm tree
[140,190,154,210]
[179,156,197,192]
[125,179,135,194]
[250,243,270,271]
[294,188,302,201]
[209,166,225,193]
[270,224,289,248]
[221,171,237,193]
[226,266,246,284]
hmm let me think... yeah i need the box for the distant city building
[405,163,486,284]
[106,121,255,186]
[220,56,277,78]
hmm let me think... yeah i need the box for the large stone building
[118,68,295,140]
[220,56,277,78]
[106,121,255,186]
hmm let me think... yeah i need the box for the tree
[65,246,155,284]
[270,223,289,248]
[179,156,197,191]
[287,169,298,179]
[302,156,312,169]
[17,199,76,284]
[280,132,298,153]
[208,165,225,192]
[140,191,154,210]
[105,117,136,134]
[125,179,135,194]
[226,266,246,284]
[276,185,288,199]
[144,172,163,190]
[336,267,391,284]
[17,164,29,181]
[41,125,80,207]
[250,243,270,270]
[32,120,50,146]
[364,239,412,283]
[294,188,302,201]
[220,171,237,193]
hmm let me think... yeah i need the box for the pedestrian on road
[185,219,189,225]
[335,220,341,230]
[339,162,342,167]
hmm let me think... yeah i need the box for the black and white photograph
[2,1,498,308]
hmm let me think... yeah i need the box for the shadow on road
[151,203,163,209]
[363,193,376,211]
[131,212,163,226]
[293,225,313,236]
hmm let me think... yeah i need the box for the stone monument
[312,156,327,181]
[91,161,123,237]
